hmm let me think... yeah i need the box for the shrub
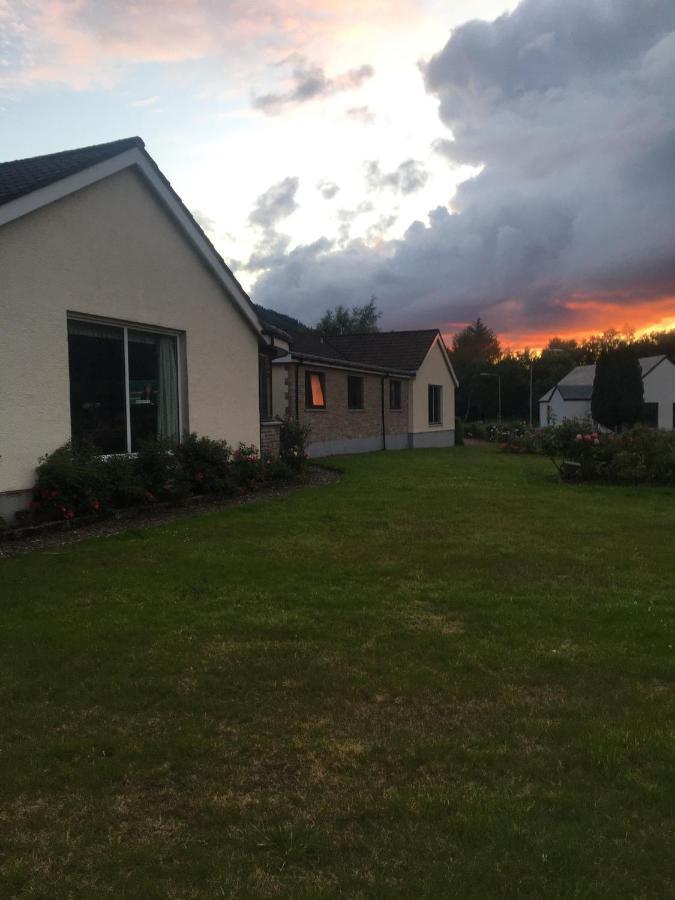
[280,418,310,474]
[231,443,265,491]
[526,420,675,485]
[27,427,311,525]
[175,433,234,495]
[31,443,104,521]
[134,440,191,506]
[99,454,146,509]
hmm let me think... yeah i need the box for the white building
[539,356,675,430]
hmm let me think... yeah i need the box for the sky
[1,0,674,348]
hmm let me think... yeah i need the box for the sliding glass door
[68,318,180,453]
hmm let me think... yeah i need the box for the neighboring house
[539,356,675,429]
[261,326,458,456]
[0,136,265,520]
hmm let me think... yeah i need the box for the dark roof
[558,384,593,401]
[329,330,440,371]
[283,328,442,374]
[287,330,347,360]
[0,137,144,206]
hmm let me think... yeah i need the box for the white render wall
[0,167,260,499]
[540,391,592,426]
[410,338,456,441]
[644,359,675,429]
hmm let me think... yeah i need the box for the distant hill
[254,304,310,334]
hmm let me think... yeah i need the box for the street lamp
[529,349,563,427]
[479,372,501,425]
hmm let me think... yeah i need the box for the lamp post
[479,372,501,425]
[529,349,563,427]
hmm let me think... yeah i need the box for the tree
[591,346,644,431]
[449,319,502,421]
[451,317,501,368]
[316,296,381,335]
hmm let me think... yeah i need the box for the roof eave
[286,349,414,377]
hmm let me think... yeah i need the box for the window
[68,318,180,454]
[348,375,364,410]
[428,384,442,425]
[389,380,402,410]
[259,354,272,420]
[305,371,326,409]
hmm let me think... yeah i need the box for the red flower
[66,509,75,519]
[195,471,205,481]
[93,499,100,510]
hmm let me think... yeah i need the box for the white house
[0,137,264,520]
[539,356,675,429]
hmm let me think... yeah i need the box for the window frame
[347,375,365,410]
[428,384,442,426]
[304,370,327,410]
[67,314,183,453]
[389,379,402,411]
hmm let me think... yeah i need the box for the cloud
[364,158,429,195]
[317,179,340,199]
[0,1,398,91]
[249,176,299,229]
[253,57,374,113]
[253,0,675,341]
[245,176,300,271]
[346,105,375,124]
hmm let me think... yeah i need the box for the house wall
[0,167,260,516]
[282,363,410,457]
[643,359,675,430]
[409,339,456,448]
[541,391,591,426]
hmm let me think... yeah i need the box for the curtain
[68,319,123,340]
[157,335,179,439]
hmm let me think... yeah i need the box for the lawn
[1,445,673,898]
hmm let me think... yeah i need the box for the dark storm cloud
[253,58,374,113]
[253,0,675,336]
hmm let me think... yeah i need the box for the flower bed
[16,422,310,528]
[499,419,675,485]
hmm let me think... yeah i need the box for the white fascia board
[0,146,262,336]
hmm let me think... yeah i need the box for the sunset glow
[2,0,674,343]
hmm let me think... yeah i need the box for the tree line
[312,299,675,424]
[450,318,675,423]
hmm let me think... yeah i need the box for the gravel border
[0,466,341,559]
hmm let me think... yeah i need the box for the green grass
[1,446,673,898]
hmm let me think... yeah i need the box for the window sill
[428,422,444,427]
[305,407,327,412]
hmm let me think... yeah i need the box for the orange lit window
[305,371,326,409]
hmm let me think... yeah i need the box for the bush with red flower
[27,428,310,525]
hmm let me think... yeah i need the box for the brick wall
[260,421,281,457]
[283,362,409,450]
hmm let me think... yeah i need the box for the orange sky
[442,296,675,352]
